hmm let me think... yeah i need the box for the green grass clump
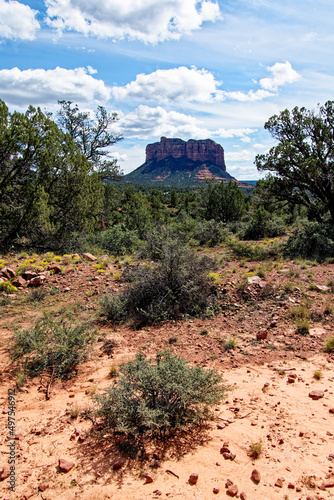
[324,336,334,353]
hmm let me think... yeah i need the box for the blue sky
[1,0,334,179]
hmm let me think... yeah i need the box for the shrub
[94,350,227,437]
[248,440,263,459]
[101,239,216,327]
[243,207,285,240]
[11,316,95,397]
[324,336,334,353]
[0,282,17,293]
[98,224,140,255]
[286,222,334,261]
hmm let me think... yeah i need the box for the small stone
[251,469,261,484]
[48,264,62,273]
[82,252,97,261]
[323,480,334,488]
[213,487,219,494]
[240,493,247,500]
[256,330,268,340]
[227,484,238,497]
[145,475,154,484]
[153,490,162,496]
[329,408,334,414]
[188,473,198,484]
[38,482,49,492]
[30,275,45,287]
[275,478,284,488]
[288,483,295,489]
[70,433,76,441]
[0,464,10,481]
[78,433,86,443]
[225,479,233,488]
[112,461,124,470]
[308,390,324,400]
[58,458,75,473]
[12,276,26,287]
[287,376,296,383]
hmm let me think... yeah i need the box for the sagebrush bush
[11,316,96,380]
[286,222,334,261]
[95,350,227,437]
[101,239,216,327]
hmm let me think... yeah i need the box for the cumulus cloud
[115,105,212,139]
[112,67,222,103]
[215,127,257,140]
[225,150,255,162]
[0,67,111,105]
[260,61,301,91]
[220,61,301,102]
[45,0,221,43]
[111,62,300,106]
[0,0,40,40]
[114,105,258,143]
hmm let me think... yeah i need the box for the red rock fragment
[227,484,238,497]
[38,482,49,492]
[275,478,284,488]
[188,473,198,484]
[0,464,10,480]
[12,276,26,287]
[251,469,261,484]
[145,475,154,484]
[213,487,219,494]
[82,252,97,261]
[308,390,324,400]
[112,461,124,470]
[58,458,75,473]
[240,493,247,500]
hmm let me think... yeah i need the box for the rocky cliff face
[146,137,226,171]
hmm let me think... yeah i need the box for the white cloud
[260,61,301,91]
[214,127,257,140]
[225,150,255,162]
[0,67,111,105]
[112,66,222,103]
[115,105,212,139]
[45,0,221,43]
[0,0,40,40]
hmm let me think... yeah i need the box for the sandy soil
[0,252,334,500]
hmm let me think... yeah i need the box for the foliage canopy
[255,101,334,224]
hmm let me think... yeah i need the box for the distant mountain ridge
[124,137,237,188]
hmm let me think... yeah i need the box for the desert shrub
[98,224,140,255]
[190,220,225,247]
[0,282,17,293]
[11,316,96,381]
[285,222,334,261]
[94,350,227,437]
[27,288,47,302]
[243,207,285,240]
[324,336,334,353]
[101,239,216,327]
[248,440,263,459]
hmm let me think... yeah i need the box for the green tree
[255,101,334,224]
[57,100,123,181]
[205,180,247,223]
[0,100,103,250]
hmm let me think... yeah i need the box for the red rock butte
[146,137,226,171]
